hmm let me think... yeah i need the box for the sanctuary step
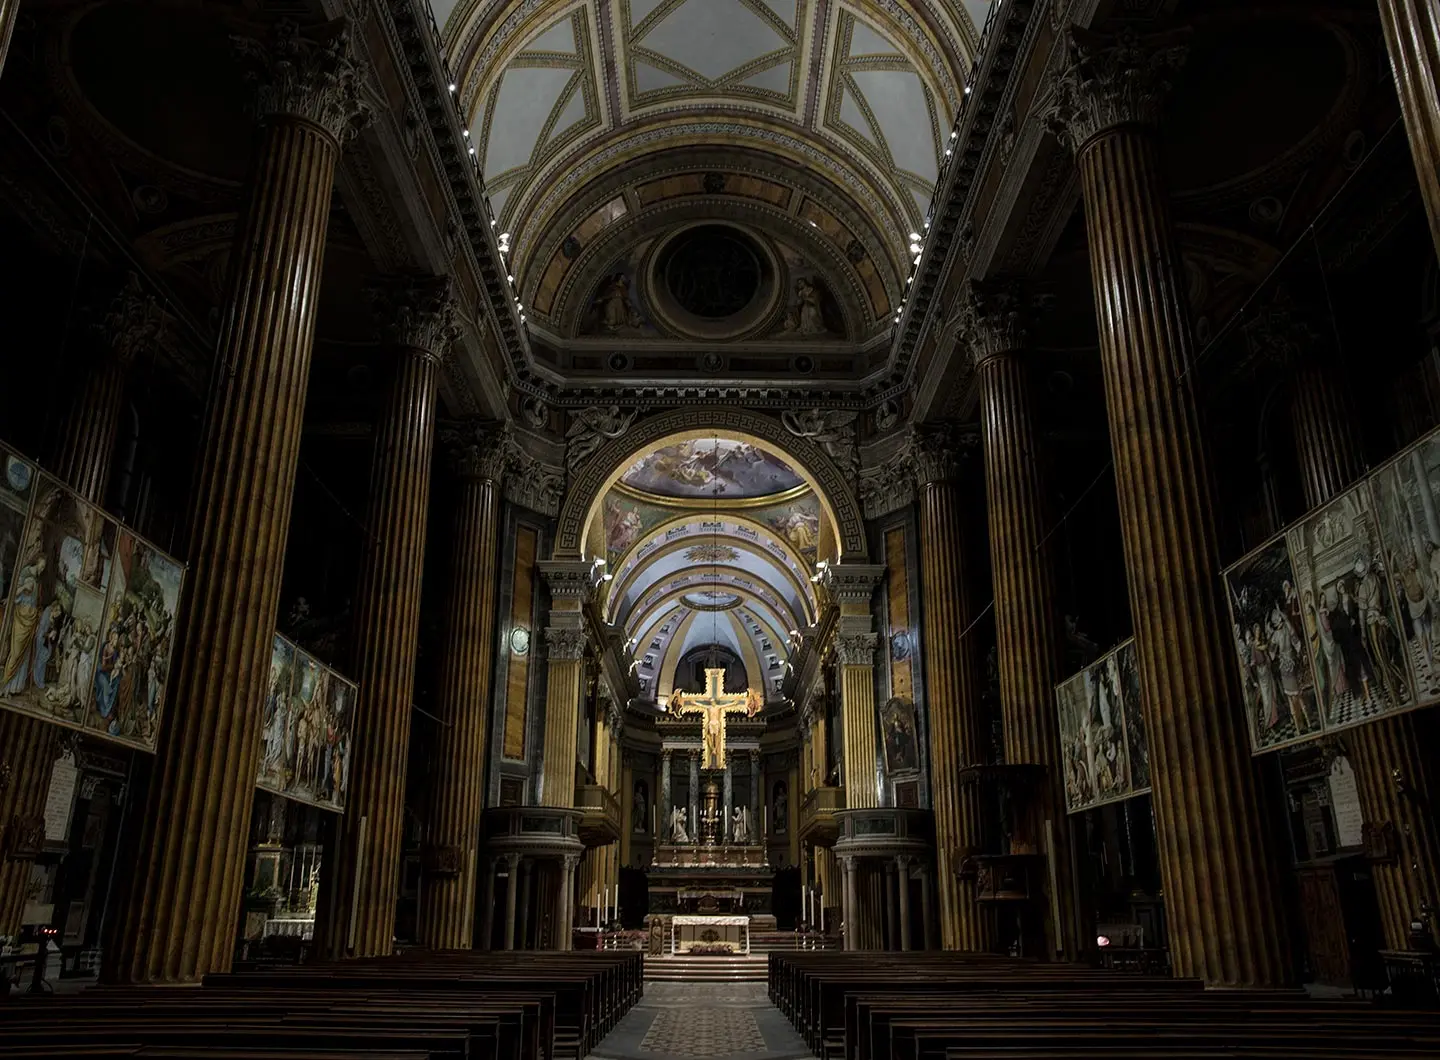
[644,953,770,982]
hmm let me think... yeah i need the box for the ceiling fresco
[618,437,805,499]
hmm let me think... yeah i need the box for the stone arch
[553,407,868,561]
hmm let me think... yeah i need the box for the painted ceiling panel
[528,17,580,54]
[627,0,670,24]
[759,0,798,25]
[839,85,878,147]
[546,84,589,147]
[741,60,793,94]
[482,65,578,177]
[635,59,689,93]
[637,0,789,82]
[851,68,937,182]
[848,20,901,57]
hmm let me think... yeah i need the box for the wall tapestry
[0,442,185,753]
[257,632,355,812]
[1055,637,1151,813]
[1223,424,1440,752]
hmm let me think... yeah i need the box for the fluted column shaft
[417,434,504,949]
[503,854,520,950]
[1076,121,1291,986]
[842,855,858,951]
[320,326,443,959]
[1380,0,1440,259]
[896,856,912,951]
[976,348,1079,957]
[0,715,61,935]
[0,0,17,78]
[839,658,878,808]
[915,471,992,951]
[539,654,582,807]
[109,38,361,979]
[1290,361,1440,948]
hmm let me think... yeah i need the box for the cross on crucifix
[666,667,764,769]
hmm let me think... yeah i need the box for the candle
[820,900,825,933]
[613,886,620,925]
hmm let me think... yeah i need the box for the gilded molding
[232,18,373,144]
[1042,26,1189,151]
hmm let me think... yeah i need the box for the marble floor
[588,982,815,1060]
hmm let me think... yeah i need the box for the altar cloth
[671,914,751,954]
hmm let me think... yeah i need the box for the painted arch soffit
[437,0,973,284]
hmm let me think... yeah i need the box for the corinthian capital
[233,18,373,144]
[959,279,1051,366]
[98,273,163,367]
[834,632,877,667]
[439,418,516,484]
[370,274,461,357]
[539,559,597,603]
[1042,26,1188,151]
[905,422,977,486]
[545,626,589,660]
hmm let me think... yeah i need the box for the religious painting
[1287,485,1413,734]
[602,492,668,561]
[255,634,354,812]
[85,530,183,747]
[1,475,112,730]
[1222,535,1324,752]
[879,696,920,775]
[769,241,845,339]
[1367,432,1440,702]
[0,445,37,654]
[754,495,820,557]
[578,263,655,337]
[1054,638,1151,813]
[772,779,788,835]
[619,439,804,500]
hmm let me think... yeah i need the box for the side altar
[646,668,775,925]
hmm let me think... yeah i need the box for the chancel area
[2,0,1440,1057]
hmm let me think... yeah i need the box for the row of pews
[769,951,1440,1060]
[1,950,643,1060]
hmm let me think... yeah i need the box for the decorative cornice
[905,422,979,486]
[505,448,565,516]
[1042,26,1189,152]
[823,564,887,608]
[539,559,597,603]
[544,626,589,660]
[369,274,461,357]
[834,632,878,667]
[232,18,373,145]
[438,417,514,483]
[98,272,163,367]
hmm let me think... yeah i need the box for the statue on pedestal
[731,805,750,844]
[670,805,689,843]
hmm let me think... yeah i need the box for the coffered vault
[425,0,985,388]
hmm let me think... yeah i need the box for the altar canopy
[666,667,763,769]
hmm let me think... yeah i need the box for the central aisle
[587,982,815,1060]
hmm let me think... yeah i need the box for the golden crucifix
[666,668,764,769]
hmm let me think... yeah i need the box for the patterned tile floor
[588,983,815,1060]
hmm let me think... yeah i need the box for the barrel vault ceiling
[427,0,982,388]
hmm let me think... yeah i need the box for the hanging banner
[0,442,185,753]
[1223,424,1440,753]
[256,632,355,813]
[1054,637,1152,814]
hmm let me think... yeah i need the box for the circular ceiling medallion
[662,226,761,319]
[681,590,742,610]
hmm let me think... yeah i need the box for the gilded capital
[233,18,373,144]
[439,418,515,484]
[370,274,461,358]
[834,632,877,667]
[544,626,588,660]
[822,563,886,608]
[98,272,163,367]
[905,422,977,486]
[539,559,597,603]
[1043,26,1188,151]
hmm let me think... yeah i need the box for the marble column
[688,750,700,840]
[107,19,369,985]
[620,754,634,868]
[840,855,858,951]
[723,757,733,841]
[885,861,900,950]
[503,853,521,950]
[909,424,992,951]
[787,758,800,866]
[557,854,579,950]
[319,274,455,960]
[896,856,913,951]
[1047,26,1291,986]
[516,859,532,949]
[1286,341,1440,950]
[1,277,160,936]
[1379,0,1440,259]
[660,749,672,836]
[750,749,762,845]
[537,561,593,808]
[966,280,1079,958]
[0,0,17,76]
[417,419,511,950]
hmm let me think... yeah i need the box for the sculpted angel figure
[565,405,637,473]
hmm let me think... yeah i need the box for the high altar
[647,669,774,926]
